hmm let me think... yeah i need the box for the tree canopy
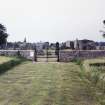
[102,20,105,38]
[103,20,105,25]
[0,24,8,45]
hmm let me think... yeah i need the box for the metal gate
[33,42,59,62]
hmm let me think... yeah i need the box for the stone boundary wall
[1,50,105,62]
[59,50,105,62]
[0,50,34,60]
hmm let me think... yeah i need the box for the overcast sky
[0,0,105,42]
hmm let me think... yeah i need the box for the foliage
[0,57,26,75]
[79,59,105,105]
[102,20,105,38]
[0,24,8,46]
[71,58,82,65]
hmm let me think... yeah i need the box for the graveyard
[0,0,105,104]
[0,39,105,105]
[0,56,105,105]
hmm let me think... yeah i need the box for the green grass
[0,56,104,105]
[80,58,105,105]
[0,56,26,75]
[0,56,14,64]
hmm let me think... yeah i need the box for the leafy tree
[102,20,105,38]
[0,24,8,46]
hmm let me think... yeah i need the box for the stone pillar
[55,42,60,62]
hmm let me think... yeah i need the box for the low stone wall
[0,50,34,60]
[59,50,105,62]
[1,50,105,62]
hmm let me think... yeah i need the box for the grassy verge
[0,56,26,75]
[74,58,105,105]
[0,56,14,64]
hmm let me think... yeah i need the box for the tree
[0,24,8,47]
[101,20,105,38]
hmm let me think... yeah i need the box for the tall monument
[24,37,27,43]
[74,38,79,50]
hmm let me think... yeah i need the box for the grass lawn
[0,56,14,64]
[0,56,103,105]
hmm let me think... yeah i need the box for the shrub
[79,60,105,105]
[71,58,82,65]
[0,57,26,75]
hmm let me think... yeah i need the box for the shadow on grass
[0,57,27,75]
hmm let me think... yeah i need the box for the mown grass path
[0,60,98,105]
